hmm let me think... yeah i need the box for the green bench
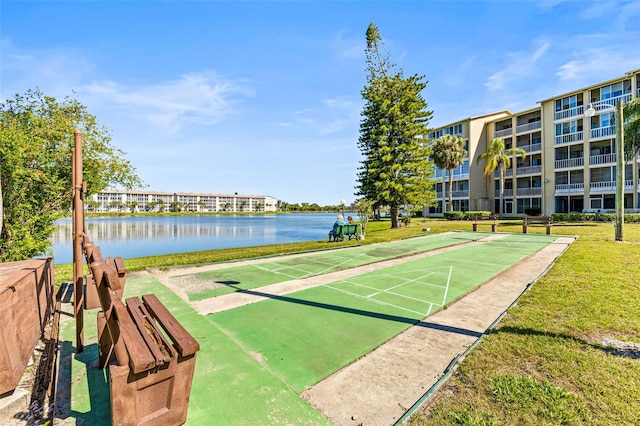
[328,224,360,242]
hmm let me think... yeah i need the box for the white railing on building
[590,180,634,192]
[451,190,469,198]
[555,157,584,169]
[516,165,542,175]
[555,183,584,193]
[495,189,514,197]
[590,126,615,139]
[590,93,633,112]
[555,131,583,145]
[589,152,616,165]
[517,187,542,197]
[522,142,542,153]
[515,121,542,134]
[555,105,584,121]
[494,168,514,178]
[495,128,512,138]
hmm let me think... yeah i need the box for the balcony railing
[555,131,583,145]
[515,121,541,134]
[515,165,542,175]
[494,169,514,178]
[451,190,469,198]
[555,157,584,169]
[590,180,634,192]
[518,143,542,153]
[590,126,615,139]
[555,105,584,121]
[555,183,584,194]
[590,152,616,166]
[495,128,512,138]
[495,189,514,197]
[517,187,542,197]
[589,93,633,112]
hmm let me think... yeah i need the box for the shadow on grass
[491,325,639,358]
[222,285,483,338]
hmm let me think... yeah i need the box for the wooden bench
[83,235,199,425]
[328,224,360,242]
[523,215,553,235]
[472,215,498,232]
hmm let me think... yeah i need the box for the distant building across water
[87,190,278,213]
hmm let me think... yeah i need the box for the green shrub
[443,211,465,220]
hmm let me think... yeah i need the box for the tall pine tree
[356,23,435,228]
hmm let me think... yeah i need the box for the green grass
[408,221,640,425]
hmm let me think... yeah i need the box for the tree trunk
[499,167,505,218]
[448,171,454,212]
[390,205,400,228]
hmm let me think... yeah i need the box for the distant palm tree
[431,135,467,213]
[477,138,526,217]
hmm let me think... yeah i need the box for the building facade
[426,68,640,217]
[87,190,278,213]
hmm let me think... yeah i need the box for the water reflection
[51,213,342,264]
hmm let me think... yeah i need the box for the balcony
[515,165,542,176]
[555,183,584,194]
[589,152,616,166]
[494,169,514,178]
[555,131,583,145]
[518,143,542,153]
[590,180,634,192]
[495,128,512,138]
[555,157,584,169]
[555,105,584,121]
[517,187,542,197]
[495,189,514,197]
[451,190,469,198]
[590,126,615,139]
[589,93,632,112]
[516,121,541,134]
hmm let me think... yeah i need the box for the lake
[50,213,349,264]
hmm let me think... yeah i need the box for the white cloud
[82,72,254,132]
[484,39,550,91]
[556,48,640,83]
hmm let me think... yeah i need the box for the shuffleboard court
[207,233,561,393]
[169,231,488,301]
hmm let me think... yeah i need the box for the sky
[2,1,640,206]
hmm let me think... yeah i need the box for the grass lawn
[408,221,640,425]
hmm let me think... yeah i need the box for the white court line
[312,252,368,276]
[341,279,439,305]
[251,263,304,280]
[325,284,427,316]
[367,271,440,297]
[434,255,511,268]
[441,266,453,307]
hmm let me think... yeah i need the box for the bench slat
[112,296,156,374]
[126,297,174,366]
[143,294,200,357]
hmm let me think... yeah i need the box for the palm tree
[477,138,526,217]
[431,135,467,213]
[624,98,640,158]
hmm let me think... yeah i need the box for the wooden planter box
[0,258,55,396]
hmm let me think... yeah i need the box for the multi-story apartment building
[87,190,278,213]
[426,68,640,217]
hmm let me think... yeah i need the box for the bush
[550,213,640,223]
[401,215,411,226]
[443,211,465,220]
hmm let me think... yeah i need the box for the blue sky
[2,1,639,206]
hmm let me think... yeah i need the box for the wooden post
[73,129,84,352]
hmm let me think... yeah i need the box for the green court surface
[174,231,485,301]
[59,232,561,424]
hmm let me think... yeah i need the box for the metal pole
[615,101,624,241]
[73,129,85,352]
